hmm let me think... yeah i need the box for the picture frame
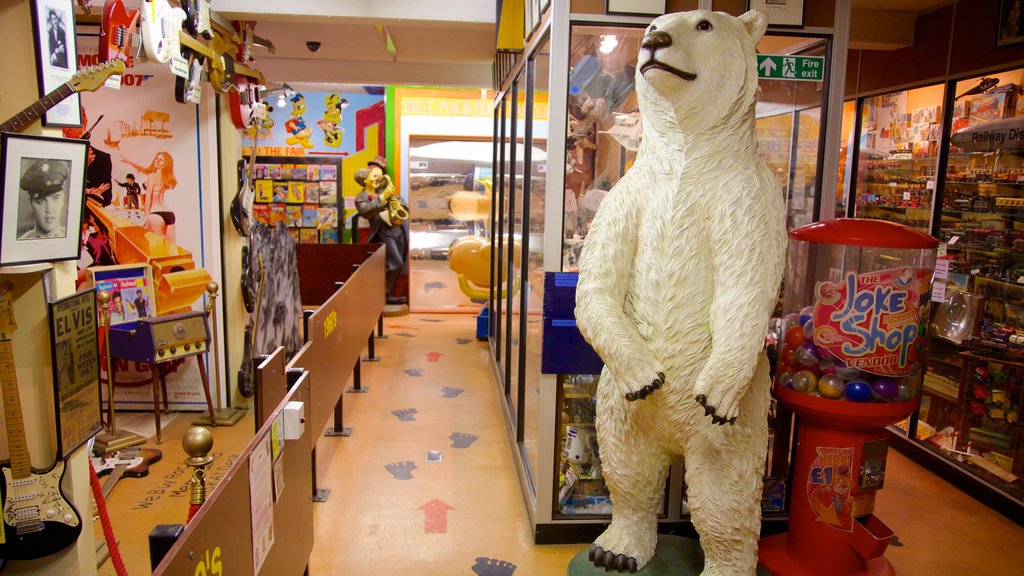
[48,287,101,458]
[30,0,81,127]
[748,0,805,28]
[997,0,1024,47]
[606,0,665,16]
[0,133,87,266]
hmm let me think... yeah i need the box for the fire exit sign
[757,55,825,82]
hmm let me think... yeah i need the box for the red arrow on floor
[419,499,455,534]
[427,352,443,362]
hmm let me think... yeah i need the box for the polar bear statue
[574,9,787,575]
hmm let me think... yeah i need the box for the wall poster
[48,287,101,457]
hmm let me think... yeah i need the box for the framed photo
[606,0,664,16]
[0,133,87,266]
[30,0,81,127]
[998,0,1024,47]
[748,0,805,28]
[48,288,101,458]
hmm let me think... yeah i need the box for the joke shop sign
[812,268,930,376]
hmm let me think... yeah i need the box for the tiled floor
[96,313,1024,575]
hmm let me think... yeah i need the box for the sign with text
[758,55,825,82]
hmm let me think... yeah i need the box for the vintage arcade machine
[759,219,938,576]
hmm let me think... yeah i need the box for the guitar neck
[0,339,31,480]
[179,32,264,83]
[0,83,75,133]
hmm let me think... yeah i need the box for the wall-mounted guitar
[139,0,264,108]
[0,283,82,561]
[99,0,141,68]
[0,61,125,133]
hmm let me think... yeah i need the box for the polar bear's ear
[739,10,769,44]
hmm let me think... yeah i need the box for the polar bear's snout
[639,29,698,81]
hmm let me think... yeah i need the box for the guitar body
[95,448,162,479]
[0,462,81,561]
[228,74,259,130]
[99,0,139,67]
[140,0,185,64]
[180,0,213,40]
[174,47,205,104]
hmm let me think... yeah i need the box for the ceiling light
[599,35,618,54]
[277,94,286,108]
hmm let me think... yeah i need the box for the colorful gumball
[897,380,916,401]
[785,325,806,349]
[791,370,818,394]
[815,345,832,360]
[782,312,801,334]
[818,359,837,375]
[780,346,797,367]
[818,374,846,399]
[799,305,814,326]
[795,342,820,366]
[871,377,899,401]
[973,366,990,383]
[779,372,796,389]
[802,319,815,340]
[845,380,872,402]
[835,364,861,380]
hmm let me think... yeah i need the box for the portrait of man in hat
[17,158,70,240]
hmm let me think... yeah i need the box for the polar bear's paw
[695,390,740,425]
[589,522,657,572]
[624,372,666,402]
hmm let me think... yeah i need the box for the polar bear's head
[636,10,767,135]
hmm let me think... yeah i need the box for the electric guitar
[0,61,126,133]
[180,0,213,40]
[174,46,205,104]
[0,283,82,561]
[99,0,140,67]
[92,447,162,499]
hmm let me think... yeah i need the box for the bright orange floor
[96,313,1024,575]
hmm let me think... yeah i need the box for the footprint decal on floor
[418,200,429,208]
[394,332,416,337]
[450,432,478,449]
[392,408,418,421]
[441,387,464,398]
[472,557,517,576]
[385,461,417,480]
[404,368,424,377]
[456,338,473,345]
[421,318,442,323]
[424,281,446,293]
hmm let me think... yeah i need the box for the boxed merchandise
[267,164,282,179]
[287,182,304,203]
[320,165,337,180]
[319,229,338,243]
[270,205,286,226]
[302,204,318,227]
[304,181,320,203]
[255,180,273,203]
[319,181,338,204]
[252,204,270,224]
[286,205,303,227]
[299,229,318,243]
[970,93,1007,121]
[318,206,338,229]
[307,165,320,180]
[272,183,288,203]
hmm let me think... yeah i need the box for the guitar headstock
[0,282,17,339]
[68,60,127,93]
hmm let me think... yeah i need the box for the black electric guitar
[0,283,82,561]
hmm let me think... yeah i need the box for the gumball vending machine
[759,219,937,576]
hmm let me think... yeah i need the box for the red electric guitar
[99,0,140,67]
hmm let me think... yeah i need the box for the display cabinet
[490,3,838,542]
[890,67,1024,516]
[851,84,946,233]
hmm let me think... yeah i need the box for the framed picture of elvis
[30,0,82,127]
[0,133,88,266]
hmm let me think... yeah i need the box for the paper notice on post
[931,281,946,303]
[934,259,950,280]
[249,434,275,574]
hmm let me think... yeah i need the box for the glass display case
[908,68,1024,508]
[852,84,946,233]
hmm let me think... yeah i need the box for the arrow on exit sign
[757,54,825,82]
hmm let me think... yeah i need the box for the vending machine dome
[760,219,938,576]
[776,218,939,426]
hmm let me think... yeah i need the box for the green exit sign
[757,55,825,82]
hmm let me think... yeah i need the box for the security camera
[306,41,321,53]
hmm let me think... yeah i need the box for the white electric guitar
[140,0,186,64]
[0,282,82,561]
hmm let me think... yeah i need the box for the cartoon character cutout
[317,119,343,148]
[246,115,275,142]
[284,117,314,149]
[324,94,342,123]
[290,93,306,117]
